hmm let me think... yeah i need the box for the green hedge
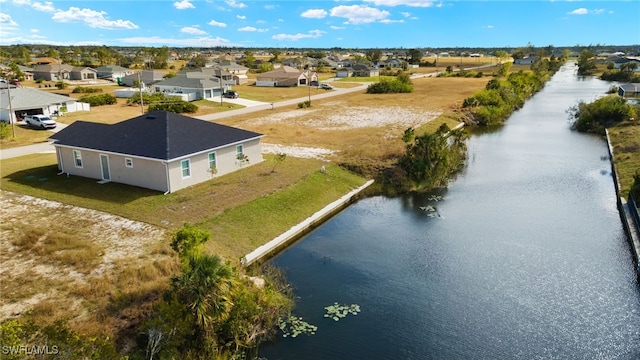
[78,93,117,106]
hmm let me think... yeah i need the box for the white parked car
[24,114,57,129]
[319,83,333,90]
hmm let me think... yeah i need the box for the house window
[125,158,133,168]
[181,159,191,178]
[236,144,244,158]
[208,152,217,169]
[73,150,83,168]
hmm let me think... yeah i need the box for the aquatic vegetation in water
[420,205,443,218]
[279,315,317,338]
[324,303,361,321]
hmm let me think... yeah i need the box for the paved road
[1,83,370,159]
[198,82,369,121]
[0,123,67,160]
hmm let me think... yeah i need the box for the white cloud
[32,1,55,12]
[401,11,411,17]
[208,20,227,27]
[238,26,268,32]
[363,0,436,7]
[301,9,328,19]
[0,13,18,27]
[330,25,346,30]
[568,8,588,15]
[9,0,56,12]
[380,19,404,24]
[272,29,325,41]
[52,7,139,30]
[120,36,234,47]
[181,26,207,35]
[174,0,195,9]
[265,4,277,10]
[330,5,390,24]
[226,0,246,9]
[483,25,494,29]
[237,15,246,20]
[593,8,604,14]
[278,18,284,22]
[30,28,39,33]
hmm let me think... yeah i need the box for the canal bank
[242,179,374,266]
[606,129,640,276]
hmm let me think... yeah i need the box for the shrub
[0,122,11,139]
[366,78,413,94]
[570,95,637,134]
[148,99,198,113]
[297,100,311,108]
[78,93,117,106]
[127,92,165,105]
[72,86,102,94]
[55,81,67,89]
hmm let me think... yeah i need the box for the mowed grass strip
[608,120,640,198]
[198,164,366,260]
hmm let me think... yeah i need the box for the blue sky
[0,0,638,49]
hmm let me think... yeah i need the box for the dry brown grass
[212,76,488,172]
[0,191,178,336]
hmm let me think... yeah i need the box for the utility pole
[6,85,16,138]
[138,72,144,114]
[220,69,223,106]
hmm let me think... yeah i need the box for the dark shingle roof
[49,110,263,161]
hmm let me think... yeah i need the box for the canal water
[261,64,640,359]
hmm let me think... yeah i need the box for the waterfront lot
[2,63,638,341]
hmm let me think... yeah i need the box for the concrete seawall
[605,130,640,277]
[242,179,375,266]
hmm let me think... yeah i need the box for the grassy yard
[608,119,640,198]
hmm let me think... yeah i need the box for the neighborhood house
[49,110,264,193]
[255,66,317,87]
[0,87,90,123]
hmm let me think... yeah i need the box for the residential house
[95,65,135,82]
[152,73,228,101]
[218,61,250,84]
[255,66,317,87]
[337,64,379,78]
[611,57,640,71]
[0,87,90,123]
[32,64,97,81]
[514,57,536,65]
[18,65,34,81]
[119,70,165,87]
[48,110,264,193]
[0,64,34,81]
[618,83,640,98]
[382,59,403,68]
[319,57,339,69]
[336,68,354,78]
[29,57,60,66]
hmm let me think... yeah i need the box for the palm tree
[172,253,235,347]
